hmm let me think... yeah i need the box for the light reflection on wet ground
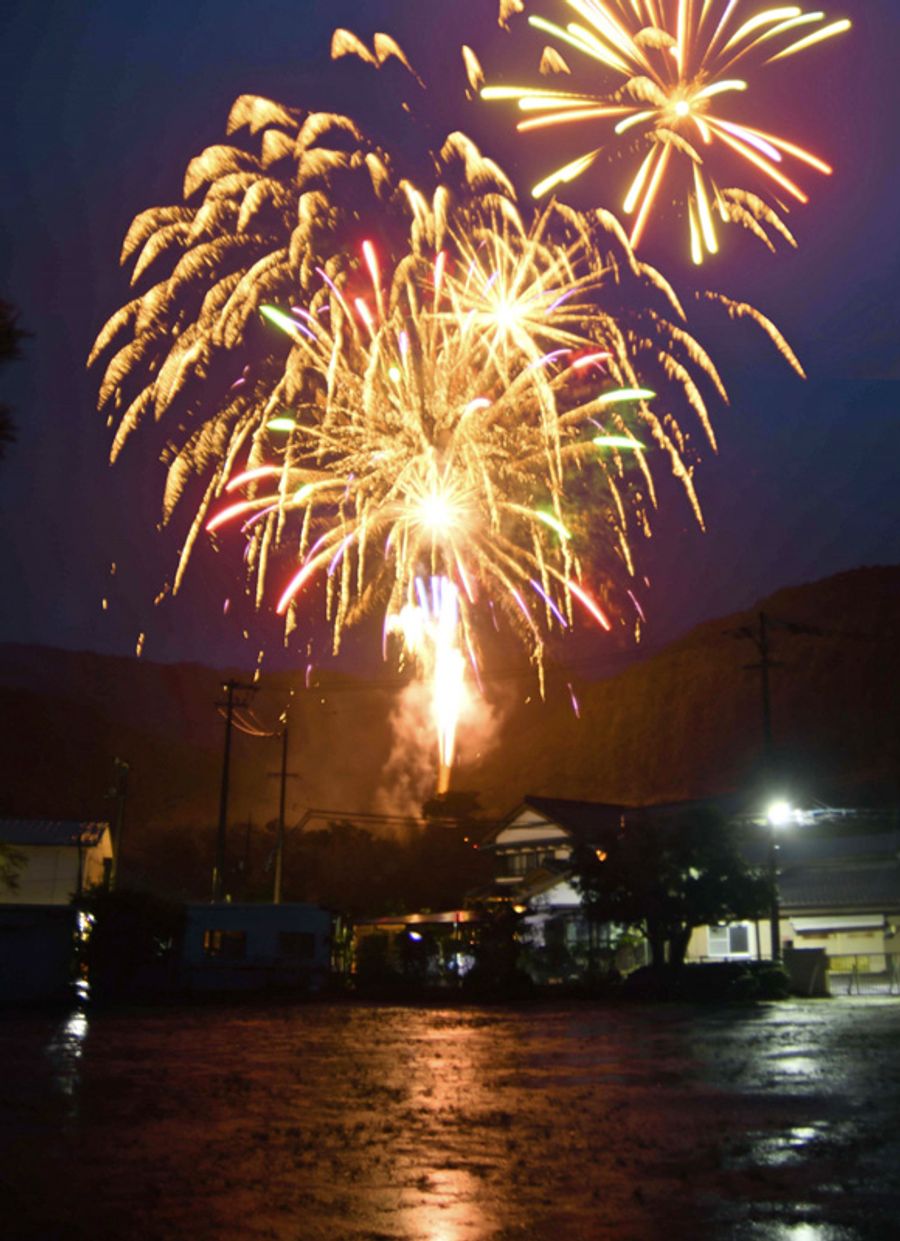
[0,998,898,1240]
[45,1007,89,1101]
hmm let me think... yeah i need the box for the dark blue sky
[1,0,897,673]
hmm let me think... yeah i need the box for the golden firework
[89,89,804,785]
[483,1,850,261]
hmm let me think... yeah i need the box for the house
[181,902,333,993]
[686,815,900,989]
[478,796,648,979]
[0,819,113,905]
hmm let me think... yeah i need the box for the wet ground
[1,998,899,1241]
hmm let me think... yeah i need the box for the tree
[1,842,25,892]
[0,299,28,460]
[464,903,532,998]
[75,886,185,1001]
[573,806,772,970]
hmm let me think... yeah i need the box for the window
[279,931,315,961]
[503,852,529,876]
[203,929,246,960]
[729,924,750,954]
[502,850,558,877]
[708,923,752,958]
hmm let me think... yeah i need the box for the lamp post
[766,800,792,962]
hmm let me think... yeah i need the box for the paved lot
[1,998,899,1239]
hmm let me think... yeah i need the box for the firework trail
[483,1,850,262]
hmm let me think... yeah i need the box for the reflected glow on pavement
[0,999,894,1239]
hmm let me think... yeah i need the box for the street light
[766,799,792,962]
[767,800,792,829]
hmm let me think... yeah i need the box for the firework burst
[483,1,850,262]
[230,214,636,632]
[90,87,802,788]
[196,194,802,781]
[200,207,656,781]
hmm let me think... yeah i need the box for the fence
[827,952,900,996]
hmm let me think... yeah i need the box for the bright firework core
[417,491,459,535]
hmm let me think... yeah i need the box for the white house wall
[508,809,554,828]
[4,839,111,905]
[496,823,570,846]
[686,922,760,961]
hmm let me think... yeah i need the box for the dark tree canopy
[75,886,185,1002]
[0,299,28,460]
[117,813,492,915]
[573,806,772,970]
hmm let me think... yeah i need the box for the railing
[827,953,900,996]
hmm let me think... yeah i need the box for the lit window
[203,929,246,960]
[708,923,751,958]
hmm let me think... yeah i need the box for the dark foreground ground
[1,998,899,1241]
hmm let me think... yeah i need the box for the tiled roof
[354,910,481,927]
[778,832,900,864]
[780,861,900,912]
[477,796,628,848]
[513,866,580,902]
[741,830,900,869]
[0,819,109,847]
[487,792,761,847]
[521,796,628,838]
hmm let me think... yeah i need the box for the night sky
[1,0,898,675]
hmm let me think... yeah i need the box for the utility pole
[748,612,776,759]
[268,722,299,904]
[730,609,824,763]
[212,679,257,902]
[767,816,781,963]
[755,613,782,964]
[730,611,783,961]
[108,757,129,890]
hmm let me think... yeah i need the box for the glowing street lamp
[767,800,793,829]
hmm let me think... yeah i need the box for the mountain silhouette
[1,567,897,877]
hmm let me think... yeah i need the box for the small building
[181,902,333,993]
[687,819,900,992]
[0,819,113,905]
